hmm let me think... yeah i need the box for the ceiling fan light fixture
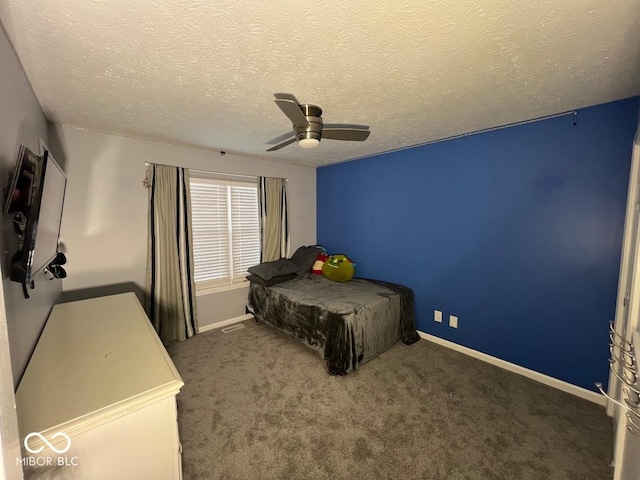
[298,138,320,149]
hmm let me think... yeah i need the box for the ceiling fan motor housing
[295,104,323,142]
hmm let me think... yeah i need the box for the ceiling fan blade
[274,93,300,103]
[274,99,309,128]
[323,123,369,131]
[322,126,371,141]
[266,137,297,152]
[266,131,295,145]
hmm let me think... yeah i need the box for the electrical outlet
[449,315,458,328]
[434,310,443,323]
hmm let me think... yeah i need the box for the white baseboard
[198,314,254,333]
[418,331,605,406]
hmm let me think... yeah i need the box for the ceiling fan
[266,93,370,151]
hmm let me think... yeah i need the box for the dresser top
[16,293,184,438]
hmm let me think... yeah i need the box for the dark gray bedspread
[247,275,419,374]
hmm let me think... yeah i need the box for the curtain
[145,164,198,344]
[258,177,290,262]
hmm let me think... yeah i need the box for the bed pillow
[290,245,324,275]
[246,273,297,287]
[247,258,299,281]
[311,252,329,274]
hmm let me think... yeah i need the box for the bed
[247,274,420,375]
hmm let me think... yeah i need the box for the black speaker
[46,252,67,279]
[51,252,67,266]
[47,264,67,279]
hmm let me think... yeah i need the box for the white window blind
[189,177,260,288]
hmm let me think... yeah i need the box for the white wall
[54,125,316,328]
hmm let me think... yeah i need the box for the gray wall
[0,26,61,388]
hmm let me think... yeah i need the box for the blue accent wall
[317,97,639,390]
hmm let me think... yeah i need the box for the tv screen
[3,145,39,217]
[9,149,67,286]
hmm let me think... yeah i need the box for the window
[189,176,260,289]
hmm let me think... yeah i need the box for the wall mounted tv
[4,144,66,296]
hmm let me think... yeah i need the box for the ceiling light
[298,138,320,149]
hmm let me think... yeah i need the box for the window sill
[195,281,250,297]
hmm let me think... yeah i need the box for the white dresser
[15,293,184,479]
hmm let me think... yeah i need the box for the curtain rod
[341,110,578,165]
[143,161,288,181]
[419,110,578,145]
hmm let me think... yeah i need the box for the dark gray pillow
[246,273,297,287]
[290,245,323,275]
[247,258,299,281]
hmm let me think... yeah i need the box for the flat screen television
[5,146,67,289]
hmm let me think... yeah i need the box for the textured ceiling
[1,1,639,167]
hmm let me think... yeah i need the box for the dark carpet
[167,320,613,480]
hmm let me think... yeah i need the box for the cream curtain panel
[145,164,198,344]
[258,177,290,262]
